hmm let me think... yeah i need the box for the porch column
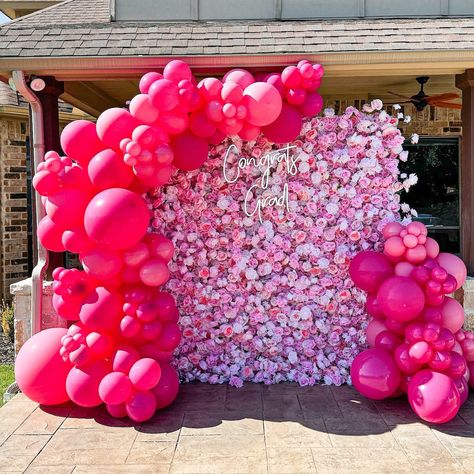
[32,76,65,272]
[456,70,474,275]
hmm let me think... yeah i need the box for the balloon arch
[14,59,474,424]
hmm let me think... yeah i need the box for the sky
[0,11,10,24]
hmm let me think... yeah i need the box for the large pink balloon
[408,369,461,423]
[151,363,180,409]
[88,149,134,190]
[437,253,467,290]
[37,216,65,252]
[15,328,72,405]
[349,251,393,293]
[84,188,149,250]
[261,103,302,144]
[96,108,137,149]
[79,286,122,333]
[350,348,401,399]
[66,360,111,407]
[377,276,425,321]
[243,82,282,127]
[171,132,209,171]
[60,120,105,167]
[440,297,465,334]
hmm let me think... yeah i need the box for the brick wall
[0,117,30,300]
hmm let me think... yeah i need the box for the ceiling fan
[386,76,461,111]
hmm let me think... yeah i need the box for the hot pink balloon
[408,370,460,423]
[366,294,385,320]
[154,292,178,322]
[60,120,106,167]
[84,188,150,250]
[155,322,182,352]
[171,132,209,171]
[37,216,65,252]
[221,82,244,104]
[99,372,133,405]
[86,332,113,358]
[261,103,302,144]
[145,234,174,262]
[15,328,72,405]
[45,188,90,228]
[298,91,323,117]
[66,359,111,407]
[81,247,123,280]
[62,227,93,254]
[88,149,134,190]
[96,108,138,149]
[238,123,260,141]
[163,60,192,83]
[350,348,401,400]
[243,82,282,127]
[113,346,141,374]
[123,242,150,268]
[158,111,189,135]
[139,72,163,94]
[151,363,180,409]
[129,94,160,124]
[149,79,179,112]
[223,69,255,90]
[394,343,421,374]
[376,276,425,322]
[454,377,469,405]
[106,403,128,418]
[189,111,217,138]
[129,358,162,391]
[281,66,302,89]
[375,330,402,352]
[33,170,61,196]
[79,286,122,333]
[366,319,388,347]
[126,390,157,422]
[437,253,467,290]
[349,251,393,293]
[139,258,170,287]
[266,73,286,97]
[198,78,223,101]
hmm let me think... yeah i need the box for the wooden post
[456,70,474,276]
[33,76,65,273]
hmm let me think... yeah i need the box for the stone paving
[2,382,474,473]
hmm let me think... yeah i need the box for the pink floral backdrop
[149,105,414,386]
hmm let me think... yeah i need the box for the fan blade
[386,91,416,101]
[430,101,462,109]
[427,93,460,103]
[384,101,413,105]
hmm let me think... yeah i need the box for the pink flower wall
[149,106,411,386]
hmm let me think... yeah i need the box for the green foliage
[0,364,14,407]
[1,300,14,343]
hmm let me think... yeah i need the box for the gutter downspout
[12,70,47,336]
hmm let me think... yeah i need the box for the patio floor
[2,383,474,473]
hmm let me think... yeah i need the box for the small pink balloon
[198,77,223,101]
[145,234,174,262]
[79,287,122,333]
[126,390,157,422]
[106,403,128,418]
[425,237,440,259]
[394,262,414,277]
[86,332,113,358]
[349,251,393,294]
[429,350,452,372]
[366,294,385,320]
[447,351,467,379]
[113,346,141,373]
[123,242,150,268]
[151,363,180,409]
[96,108,138,149]
[437,253,467,290]
[266,73,286,97]
[155,322,182,352]
[129,94,160,124]
[129,358,162,391]
[32,170,61,197]
[189,110,217,138]
[350,348,401,399]
[382,222,404,239]
[37,216,65,252]
[461,338,474,362]
[281,66,302,88]
[454,377,469,405]
[298,91,323,117]
[385,318,407,336]
[394,343,422,374]
[440,297,465,334]
[45,188,90,229]
[409,341,433,365]
[149,79,179,111]
[366,319,388,347]
[163,60,192,83]
[62,227,93,254]
[223,69,255,89]
[243,82,282,127]
[139,72,163,94]
[408,369,460,423]
[221,82,244,104]
[99,372,133,405]
[375,330,402,352]
[120,315,141,338]
[383,236,405,258]
[286,88,306,106]
[238,123,260,141]
[153,292,178,322]
[139,258,170,287]
[405,244,427,265]
[81,247,123,280]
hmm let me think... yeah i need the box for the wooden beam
[456,69,474,275]
[62,81,121,117]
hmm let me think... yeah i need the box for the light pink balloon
[223,69,255,89]
[81,247,123,280]
[405,244,427,265]
[366,319,388,347]
[198,78,223,101]
[384,236,405,259]
[440,297,465,334]
[60,120,106,167]
[123,242,150,268]
[88,149,134,190]
[79,286,122,333]
[261,103,302,144]
[99,372,133,405]
[408,341,433,365]
[84,189,150,250]
[151,363,180,409]
[243,82,282,127]
[129,94,160,124]
[437,253,467,290]
[394,261,414,277]
[408,369,460,423]
[15,328,72,405]
[425,237,440,259]
[382,222,404,239]
[221,82,243,104]
[129,358,162,391]
[126,390,157,422]
[66,359,111,407]
[37,216,65,252]
[96,108,138,149]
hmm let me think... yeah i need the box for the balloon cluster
[15,59,325,422]
[350,221,473,424]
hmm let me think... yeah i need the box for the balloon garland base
[15,59,325,422]
[350,221,473,424]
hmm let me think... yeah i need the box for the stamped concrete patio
[2,382,474,473]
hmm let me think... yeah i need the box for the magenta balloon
[66,360,111,407]
[139,72,163,94]
[45,188,90,228]
[146,234,174,262]
[408,369,460,423]
[96,108,137,149]
[238,123,260,141]
[155,322,182,352]
[15,328,72,405]
[223,68,255,89]
[429,350,452,372]
[366,319,388,347]
[376,276,425,322]
[123,242,150,268]
[350,348,401,399]
[149,79,179,112]
[425,237,440,259]
[189,111,217,138]
[151,363,180,409]
[62,227,93,254]
[243,82,282,127]
[468,362,474,389]
[349,250,394,293]
[139,258,170,287]
[129,358,162,391]
[171,132,209,171]
[37,216,65,252]
[163,59,192,83]
[84,188,149,250]
[437,253,467,290]
[440,297,465,334]
[126,389,157,422]
[385,318,407,336]
[81,247,123,280]
[461,338,474,362]
[60,120,105,167]
[286,88,306,106]
[129,94,160,124]
[113,346,141,374]
[447,351,467,379]
[394,343,421,374]
[298,91,323,117]
[261,103,302,144]
[79,286,122,333]
[366,294,385,320]
[375,330,402,352]
[106,403,128,418]
[88,149,134,190]
[32,170,61,196]
[154,292,178,322]
[99,372,133,405]
[454,377,469,405]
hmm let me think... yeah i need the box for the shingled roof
[1,0,474,58]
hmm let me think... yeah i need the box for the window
[400,137,460,254]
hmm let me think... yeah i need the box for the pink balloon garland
[350,221,471,424]
[16,59,325,422]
